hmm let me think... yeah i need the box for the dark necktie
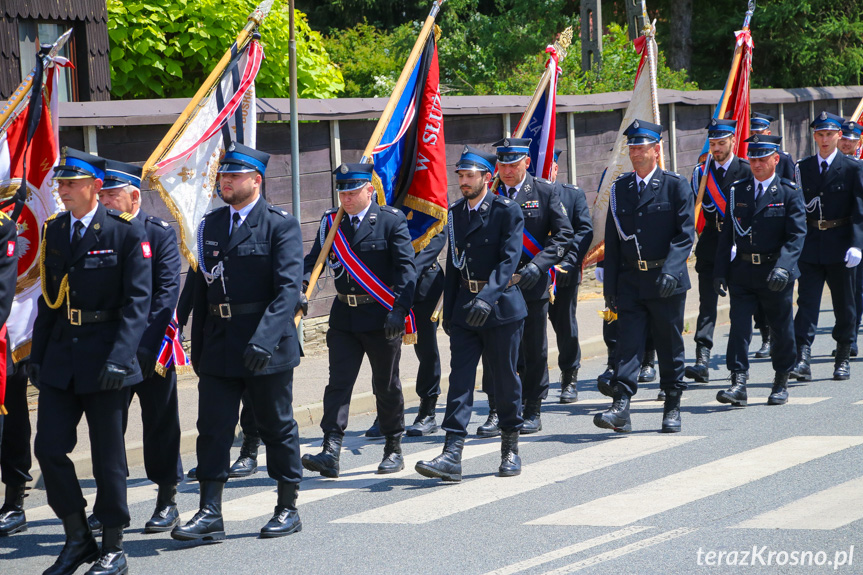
[821,160,829,175]
[230,212,241,237]
[508,187,517,200]
[351,216,360,231]
[638,181,646,196]
[716,166,726,180]
[71,220,84,250]
[756,183,764,201]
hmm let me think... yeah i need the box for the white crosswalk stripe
[333,435,700,525]
[477,526,653,575]
[527,436,863,527]
[536,528,697,574]
[180,436,544,523]
[733,476,863,530]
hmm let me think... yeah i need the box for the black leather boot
[559,369,578,403]
[365,417,384,438]
[144,484,179,533]
[597,363,614,397]
[228,433,260,478]
[520,399,543,434]
[85,526,127,575]
[499,431,522,477]
[656,389,666,402]
[43,510,99,575]
[87,514,102,535]
[684,345,710,383]
[638,349,657,382]
[187,467,197,481]
[170,481,225,542]
[755,328,771,358]
[833,343,852,380]
[593,387,632,433]
[661,390,682,433]
[477,396,500,437]
[406,396,439,436]
[260,482,302,538]
[717,371,748,407]
[791,344,812,381]
[377,435,404,474]
[0,483,27,536]
[767,372,790,405]
[301,433,343,478]
[415,433,465,482]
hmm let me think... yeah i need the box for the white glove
[730,244,737,262]
[845,247,862,268]
[595,266,604,283]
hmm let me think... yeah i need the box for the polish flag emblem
[142,242,152,258]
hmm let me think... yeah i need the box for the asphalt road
[4,306,863,575]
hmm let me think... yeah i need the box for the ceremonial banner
[149,40,262,269]
[371,33,448,252]
[0,60,67,363]
[583,33,659,267]
[518,46,561,180]
[697,29,753,163]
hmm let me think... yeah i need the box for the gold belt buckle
[69,308,82,326]
[346,294,358,307]
[751,253,761,265]
[818,220,829,231]
[468,280,479,293]
[218,303,232,318]
[638,260,648,272]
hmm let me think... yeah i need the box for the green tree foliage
[325,18,695,97]
[107,0,344,99]
[688,0,863,89]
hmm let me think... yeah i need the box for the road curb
[28,303,730,486]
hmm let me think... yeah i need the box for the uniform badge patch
[141,242,152,258]
[523,200,540,209]
[6,241,14,257]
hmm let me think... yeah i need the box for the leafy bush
[107,0,344,99]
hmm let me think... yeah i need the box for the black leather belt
[623,258,666,271]
[337,293,376,306]
[67,308,122,326]
[208,301,269,318]
[460,277,488,293]
[739,252,779,264]
[808,217,851,230]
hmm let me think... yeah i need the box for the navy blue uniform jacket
[504,174,574,301]
[32,204,152,392]
[137,210,181,356]
[192,199,303,377]
[556,183,593,281]
[444,192,527,329]
[796,152,863,265]
[692,156,751,273]
[715,176,807,287]
[303,202,417,333]
[414,230,445,303]
[604,170,695,300]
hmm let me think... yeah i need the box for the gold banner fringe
[11,341,31,364]
[150,176,200,271]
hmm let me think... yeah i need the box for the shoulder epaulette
[537,177,552,184]
[325,206,339,215]
[494,195,516,207]
[562,183,580,190]
[146,215,170,228]
[118,212,134,222]
[380,206,402,217]
[45,212,60,222]
[268,205,289,218]
[204,206,227,219]
[780,177,798,188]
[729,177,749,188]
[664,170,683,180]
[738,157,751,165]
[449,198,465,209]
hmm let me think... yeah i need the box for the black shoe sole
[498,468,521,477]
[171,529,226,542]
[684,367,709,383]
[476,428,501,438]
[767,397,788,405]
[593,414,632,433]
[660,424,681,433]
[754,352,771,358]
[405,425,438,437]
[716,394,747,407]
[260,522,302,538]
[144,519,180,533]
[228,468,258,479]
[0,523,27,536]
[415,463,462,482]
[376,462,405,474]
[834,374,851,381]
[301,460,339,478]
[519,425,541,435]
[559,396,578,404]
[597,380,613,397]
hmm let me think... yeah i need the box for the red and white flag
[0,60,69,363]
